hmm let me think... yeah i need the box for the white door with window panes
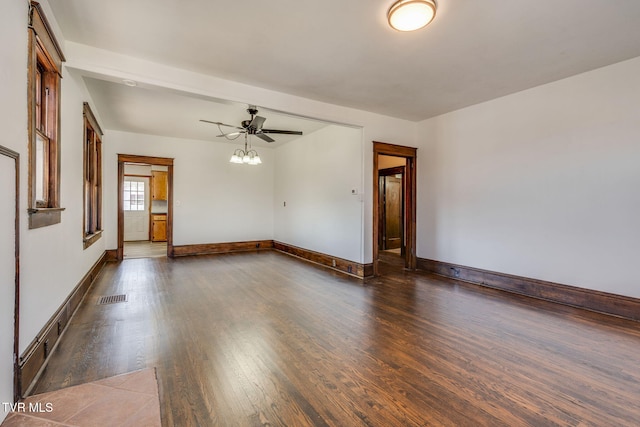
[123,177,150,241]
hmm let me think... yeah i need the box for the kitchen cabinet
[151,171,168,201]
[151,213,167,242]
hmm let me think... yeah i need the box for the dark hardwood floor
[33,251,640,426]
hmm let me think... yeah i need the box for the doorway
[0,146,19,412]
[117,154,174,261]
[373,142,417,275]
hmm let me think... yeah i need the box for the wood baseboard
[172,240,274,257]
[274,241,373,278]
[19,251,111,397]
[104,249,118,262]
[417,258,640,322]
[165,239,374,278]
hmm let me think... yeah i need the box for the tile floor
[1,368,161,427]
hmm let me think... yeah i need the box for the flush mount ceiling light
[388,0,437,32]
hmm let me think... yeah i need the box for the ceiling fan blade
[200,119,243,129]
[261,129,303,135]
[248,115,266,130]
[256,133,275,143]
[216,131,243,137]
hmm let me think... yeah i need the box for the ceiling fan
[200,105,303,143]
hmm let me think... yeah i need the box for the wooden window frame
[83,103,103,249]
[27,1,66,229]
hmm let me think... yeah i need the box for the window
[28,1,65,228]
[123,181,146,211]
[83,103,103,248]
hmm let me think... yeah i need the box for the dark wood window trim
[27,1,66,229]
[83,103,103,249]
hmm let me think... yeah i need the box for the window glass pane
[35,67,42,131]
[124,179,145,211]
[84,181,90,230]
[35,133,47,204]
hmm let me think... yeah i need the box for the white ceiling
[83,77,329,146]
[49,0,640,136]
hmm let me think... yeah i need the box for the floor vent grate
[97,294,128,305]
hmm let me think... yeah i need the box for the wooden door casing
[117,154,174,260]
[373,142,417,275]
[0,146,19,408]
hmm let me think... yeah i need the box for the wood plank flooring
[33,251,640,426]
[124,240,167,259]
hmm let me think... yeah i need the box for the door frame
[117,154,174,260]
[373,142,417,275]
[0,145,20,402]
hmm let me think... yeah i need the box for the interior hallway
[31,251,640,426]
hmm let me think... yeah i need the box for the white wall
[0,0,106,358]
[274,125,363,262]
[378,155,406,170]
[107,125,365,263]
[0,156,16,419]
[103,131,275,247]
[19,74,106,353]
[63,42,418,263]
[19,71,107,353]
[0,4,27,417]
[124,164,152,176]
[123,165,169,176]
[417,56,640,298]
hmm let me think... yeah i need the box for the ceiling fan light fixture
[230,149,244,164]
[388,0,436,32]
[247,150,262,165]
[229,134,263,166]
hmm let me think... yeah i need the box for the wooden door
[384,175,403,250]
[378,166,405,252]
[0,147,19,416]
